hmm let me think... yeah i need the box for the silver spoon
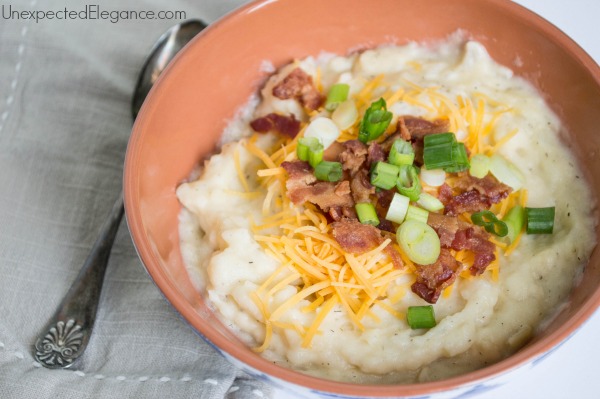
[33,19,207,369]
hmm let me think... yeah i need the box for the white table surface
[274,0,600,398]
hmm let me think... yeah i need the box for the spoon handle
[34,194,124,368]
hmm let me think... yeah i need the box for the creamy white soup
[176,36,596,383]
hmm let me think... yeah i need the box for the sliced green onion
[407,305,436,329]
[397,164,421,201]
[417,192,444,212]
[423,132,469,172]
[423,133,456,170]
[525,207,555,234]
[296,137,319,161]
[503,205,525,242]
[471,210,508,237]
[358,98,393,143]
[308,143,324,168]
[386,193,410,224]
[331,99,358,130]
[469,154,491,179]
[370,161,400,190]
[489,154,524,191]
[314,161,342,182]
[388,139,415,166]
[423,141,454,170]
[420,168,446,187]
[325,83,350,111]
[297,137,324,167]
[423,132,455,147]
[405,205,429,224]
[444,142,470,173]
[304,117,341,149]
[396,219,441,265]
[356,202,380,226]
[489,222,508,237]
[471,210,496,225]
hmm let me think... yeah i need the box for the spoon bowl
[132,19,207,119]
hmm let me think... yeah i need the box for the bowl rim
[124,0,600,396]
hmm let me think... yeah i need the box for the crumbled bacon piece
[281,160,316,190]
[250,113,301,138]
[451,227,496,275]
[306,182,355,210]
[375,189,395,210]
[332,219,403,268]
[438,183,453,205]
[323,140,345,161]
[272,67,323,111]
[452,173,512,204]
[328,206,356,222]
[444,190,494,215]
[439,173,511,216]
[350,169,374,203]
[393,116,451,165]
[281,161,354,211]
[339,140,368,175]
[403,116,450,140]
[377,219,395,233]
[427,213,496,276]
[427,212,466,247]
[367,142,386,167]
[411,248,460,303]
[334,180,352,197]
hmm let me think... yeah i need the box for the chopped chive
[325,83,350,111]
[388,139,415,166]
[356,202,380,226]
[407,305,436,329]
[396,164,421,201]
[370,161,400,190]
[358,98,393,143]
[314,161,343,182]
[525,207,555,234]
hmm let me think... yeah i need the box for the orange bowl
[124,0,600,397]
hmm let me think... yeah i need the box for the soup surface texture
[176,36,596,383]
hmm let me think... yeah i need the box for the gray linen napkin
[0,0,273,398]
